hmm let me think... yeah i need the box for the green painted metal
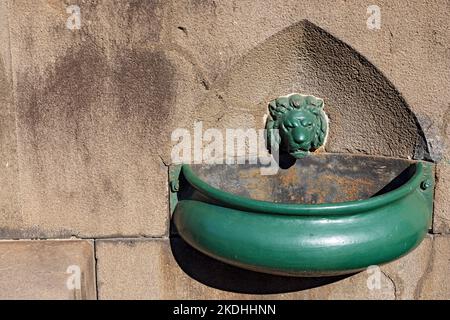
[169,164,182,215]
[172,159,434,276]
[266,93,328,158]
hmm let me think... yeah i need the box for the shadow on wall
[197,19,429,160]
[170,235,353,294]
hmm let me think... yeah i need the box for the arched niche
[197,20,429,160]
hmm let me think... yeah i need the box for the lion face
[279,109,319,158]
[266,93,328,158]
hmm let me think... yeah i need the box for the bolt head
[170,180,179,192]
[421,180,432,190]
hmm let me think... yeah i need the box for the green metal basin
[171,154,434,276]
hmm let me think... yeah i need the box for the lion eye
[302,121,313,127]
[283,120,297,129]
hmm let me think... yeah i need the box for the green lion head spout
[266,93,328,158]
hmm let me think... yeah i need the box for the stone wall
[0,0,448,299]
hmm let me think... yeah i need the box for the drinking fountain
[170,93,434,276]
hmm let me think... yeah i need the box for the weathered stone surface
[6,0,177,238]
[383,236,433,299]
[169,0,450,161]
[0,1,21,238]
[433,163,450,234]
[419,235,450,299]
[96,237,433,300]
[0,240,96,299]
[192,20,428,160]
[435,106,450,234]
[0,0,447,300]
[0,0,447,240]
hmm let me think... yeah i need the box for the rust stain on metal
[190,154,414,205]
[279,169,300,188]
[238,167,271,201]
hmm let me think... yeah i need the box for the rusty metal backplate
[189,153,415,204]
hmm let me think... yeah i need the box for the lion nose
[293,131,307,144]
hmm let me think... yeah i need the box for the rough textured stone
[96,237,432,300]
[6,0,176,238]
[0,0,447,240]
[0,0,448,300]
[0,1,21,240]
[191,20,428,160]
[419,235,450,299]
[169,0,450,161]
[383,236,433,299]
[0,240,96,299]
[433,162,450,234]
